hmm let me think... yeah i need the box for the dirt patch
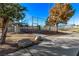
[0,33,37,55]
[0,43,17,55]
[6,33,37,43]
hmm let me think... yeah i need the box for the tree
[37,25,41,30]
[48,3,75,32]
[0,3,27,44]
[45,17,49,25]
[45,17,52,31]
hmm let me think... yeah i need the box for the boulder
[17,39,33,48]
[17,36,43,48]
[33,36,43,43]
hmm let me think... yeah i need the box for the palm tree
[0,3,27,44]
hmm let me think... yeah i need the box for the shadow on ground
[28,39,79,56]
[6,38,79,56]
[0,42,18,56]
[0,30,77,56]
[29,44,79,56]
[19,29,71,35]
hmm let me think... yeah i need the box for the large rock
[17,36,43,48]
[17,39,33,48]
[33,36,43,43]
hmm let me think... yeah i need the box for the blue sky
[68,3,79,25]
[20,3,79,26]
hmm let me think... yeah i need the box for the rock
[33,36,43,43]
[36,36,43,41]
[17,39,33,48]
[17,36,43,47]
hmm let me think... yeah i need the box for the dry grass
[6,33,36,43]
[68,28,79,33]
[60,28,79,33]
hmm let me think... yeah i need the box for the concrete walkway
[7,33,79,56]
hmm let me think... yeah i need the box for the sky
[20,3,79,26]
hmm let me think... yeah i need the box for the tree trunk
[49,25,51,31]
[55,23,58,33]
[14,25,17,33]
[0,17,8,44]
